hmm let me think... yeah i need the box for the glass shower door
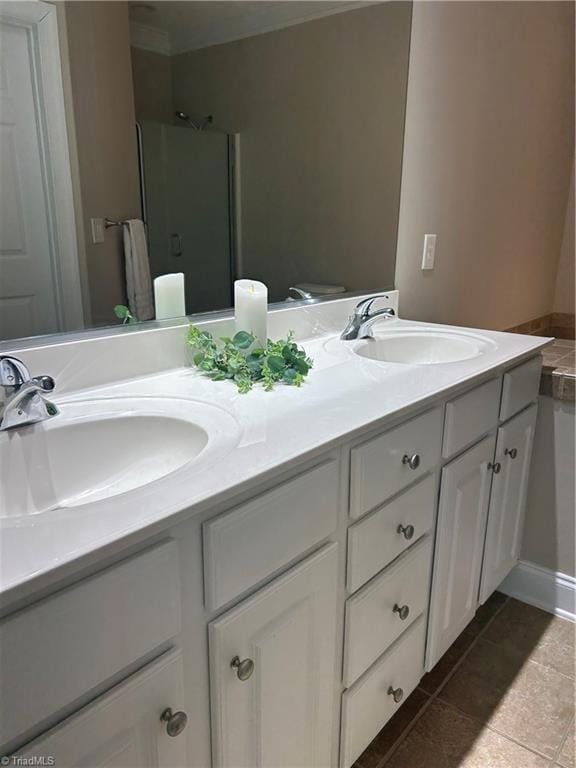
[139,121,233,314]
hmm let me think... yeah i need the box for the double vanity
[0,293,549,767]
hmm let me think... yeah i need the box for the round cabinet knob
[160,708,188,737]
[231,655,255,681]
[397,523,415,540]
[393,603,410,621]
[402,453,420,470]
[387,686,404,704]
[504,448,518,459]
[488,461,501,474]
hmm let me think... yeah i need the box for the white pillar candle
[154,273,186,320]
[234,279,268,347]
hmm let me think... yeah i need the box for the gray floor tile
[384,700,549,768]
[483,599,575,679]
[438,638,574,758]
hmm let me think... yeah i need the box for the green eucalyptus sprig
[187,325,313,394]
[114,304,137,324]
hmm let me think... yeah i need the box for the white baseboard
[500,560,576,622]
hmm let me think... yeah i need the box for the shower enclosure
[137,120,238,314]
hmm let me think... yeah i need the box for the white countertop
[0,315,550,606]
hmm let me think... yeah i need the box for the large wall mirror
[0,0,411,343]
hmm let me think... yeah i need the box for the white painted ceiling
[129,1,376,55]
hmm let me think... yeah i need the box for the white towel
[122,219,154,321]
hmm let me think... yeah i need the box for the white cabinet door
[479,404,537,603]
[209,543,339,768]
[18,651,188,767]
[426,435,496,670]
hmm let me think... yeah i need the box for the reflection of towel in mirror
[123,219,154,320]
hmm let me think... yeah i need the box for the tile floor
[353,594,575,768]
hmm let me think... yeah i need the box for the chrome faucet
[0,356,58,431]
[288,286,314,301]
[340,295,396,340]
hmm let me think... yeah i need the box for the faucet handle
[355,294,391,317]
[0,356,31,390]
[288,287,313,300]
[32,375,55,392]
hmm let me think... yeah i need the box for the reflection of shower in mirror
[175,110,213,131]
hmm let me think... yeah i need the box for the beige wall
[171,3,412,302]
[64,1,141,326]
[131,47,174,124]
[395,1,574,330]
[553,160,575,316]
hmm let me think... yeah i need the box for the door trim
[0,1,86,331]
[228,133,242,283]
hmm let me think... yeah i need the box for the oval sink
[0,397,240,518]
[354,330,495,364]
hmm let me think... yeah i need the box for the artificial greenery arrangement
[114,305,137,324]
[187,325,313,394]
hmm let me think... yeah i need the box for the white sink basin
[0,397,240,517]
[354,329,496,364]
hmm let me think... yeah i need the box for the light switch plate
[91,218,105,244]
[421,234,436,270]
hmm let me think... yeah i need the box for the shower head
[174,110,214,131]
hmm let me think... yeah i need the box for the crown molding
[172,2,374,54]
[130,22,171,56]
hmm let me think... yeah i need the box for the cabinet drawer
[500,356,541,421]
[344,536,432,686]
[204,458,339,610]
[0,540,181,749]
[443,378,501,458]
[347,475,436,593]
[341,616,426,768]
[350,407,443,519]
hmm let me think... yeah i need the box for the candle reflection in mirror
[154,273,186,320]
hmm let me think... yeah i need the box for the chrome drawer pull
[160,707,188,737]
[393,603,410,621]
[488,461,501,474]
[402,453,420,470]
[387,686,404,703]
[231,655,255,681]
[397,523,415,540]
[504,447,518,459]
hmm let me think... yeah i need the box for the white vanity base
[0,296,549,766]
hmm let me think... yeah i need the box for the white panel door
[17,651,188,767]
[0,5,60,339]
[209,543,339,768]
[426,434,496,669]
[479,404,537,603]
